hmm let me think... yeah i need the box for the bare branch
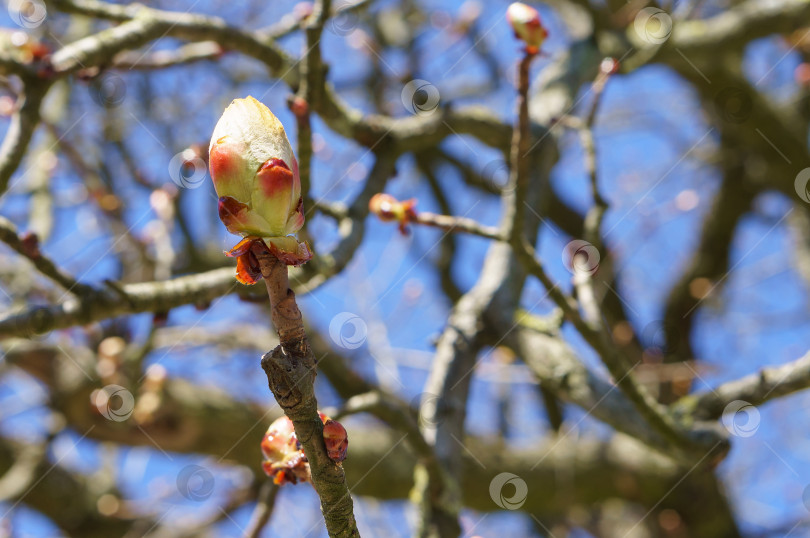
[678,351,810,420]
[254,249,359,538]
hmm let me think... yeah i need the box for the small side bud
[600,57,620,75]
[506,3,548,54]
[322,418,349,463]
[19,231,40,259]
[369,193,417,235]
[260,411,349,485]
[260,416,311,485]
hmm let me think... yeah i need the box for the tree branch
[0,80,46,196]
[0,216,93,294]
[254,249,359,538]
[676,351,810,420]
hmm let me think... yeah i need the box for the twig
[412,212,503,241]
[0,267,238,339]
[580,60,612,246]
[258,0,372,41]
[417,160,462,302]
[501,49,720,459]
[504,52,534,242]
[47,0,512,154]
[0,216,93,294]
[310,151,398,283]
[335,390,446,492]
[572,61,613,326]
[284,0,331,256]
[514,230,726,461]
[253,248,359,538]
[0,80,47,196]
[112,42,222,69]
[677,351,810,420]
[245,481,279,538]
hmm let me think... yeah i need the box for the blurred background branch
[0,0,807,536]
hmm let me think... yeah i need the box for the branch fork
[254,248,359,538]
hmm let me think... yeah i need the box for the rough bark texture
[255,249,359,537]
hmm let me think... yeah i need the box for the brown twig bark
[411,211,503,241]
[253,246,359,538]
[0,216,93,295]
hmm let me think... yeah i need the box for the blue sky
[0,0,809,536]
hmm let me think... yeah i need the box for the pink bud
[322,419,349,463]
[19,231,40,259]
[796,63,810,87]
[260,416,311,485]
[369,193,417,235]
[600,57,620,75]
[260,411,348,485]
[506,3,548,53]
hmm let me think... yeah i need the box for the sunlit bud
[322,418,349,463]
[506,3,548,54]
[369,193,417,235]
[260,412,349,485]
[600,57,620,75]
[260,416,310,485]
[209,96,311,281]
